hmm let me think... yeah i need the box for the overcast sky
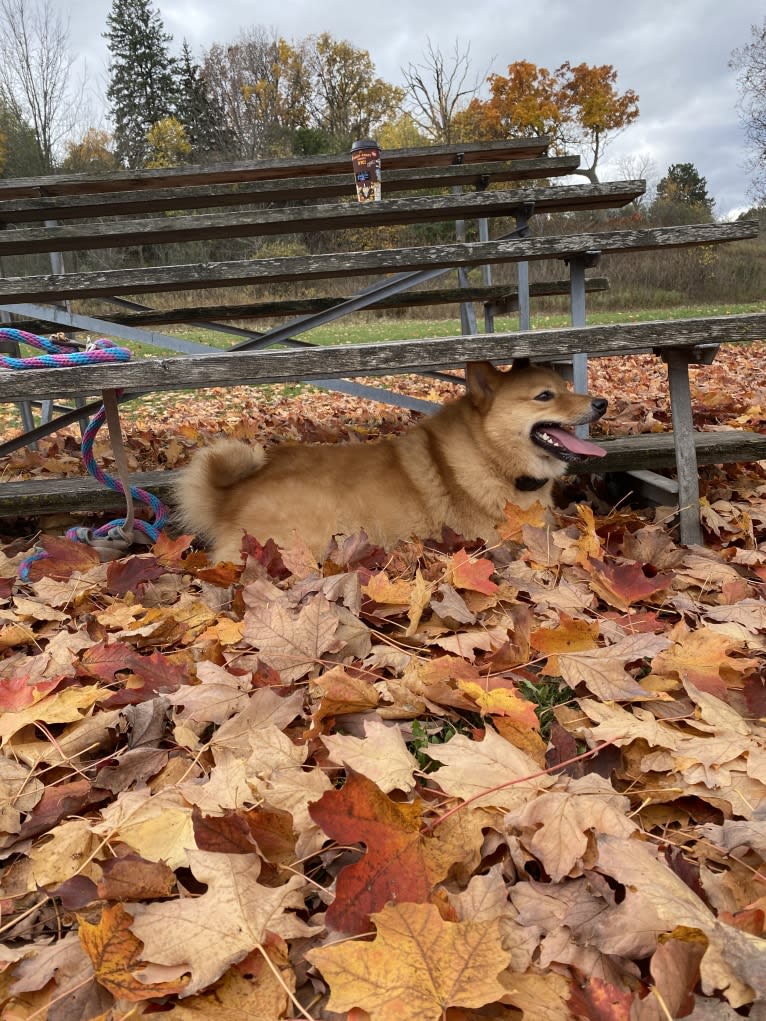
[66,0,764,217]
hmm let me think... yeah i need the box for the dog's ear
[466,360,504,410]
[511,357,531,370]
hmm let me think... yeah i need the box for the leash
[0,328,169,579]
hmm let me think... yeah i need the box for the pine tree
[104,0,179,168]
[174,41,230,162]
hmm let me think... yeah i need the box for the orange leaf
[78,903,187,1001]
[587,558,673,611]
[497,499,547,542]
[447,548,499,594]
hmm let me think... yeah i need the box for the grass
[112,298,766,359]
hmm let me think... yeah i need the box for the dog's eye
[534,390,555,401]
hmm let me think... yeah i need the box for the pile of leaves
[1,499,766,1019]
[0,345,765,1019]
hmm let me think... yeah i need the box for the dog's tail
[173,438,267,540]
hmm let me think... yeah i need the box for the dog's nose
[591,398,608,416]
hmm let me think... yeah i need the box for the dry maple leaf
[427,726,554,811]
[79,902,188,1001]
[321,716,419,792]
[129,850,314,996]
[309,771,457,934]
[505,775,636,882]
[243,593,341,681]
[651,624,760,699]
[447,547,499,594]
[307,901,512,1021]
[497,499,548,542]
[555,632,670,702]
[593,834,762,1008]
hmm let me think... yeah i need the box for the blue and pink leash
[0,328,169,580]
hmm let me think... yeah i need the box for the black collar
[514,475,549,492]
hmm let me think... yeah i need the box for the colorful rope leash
[0,328,169,580]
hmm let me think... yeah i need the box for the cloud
[63,0,764,210]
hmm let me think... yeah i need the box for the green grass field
[115,298,766,358]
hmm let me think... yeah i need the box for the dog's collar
[514,475,549,492]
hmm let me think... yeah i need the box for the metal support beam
[663,348,703,546]
[479,218,494,333]
[514,206,533,332]
[564,250,600,436]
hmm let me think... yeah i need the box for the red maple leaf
[0,674,65,711]
[106,555,164,596]
[22,535,100,582]
[448,548,499,595]
[309,771,450,935]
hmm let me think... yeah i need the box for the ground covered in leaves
[1,345,766,1019]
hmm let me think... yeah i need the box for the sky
[64,0,765,218]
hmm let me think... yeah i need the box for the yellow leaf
[307,902,512,1021]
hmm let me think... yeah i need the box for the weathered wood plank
[0,313,764,402]
[0,138,550,200]
[0,157,582,222]
[0,182,645,255]
[1,430,763,518]
[0,221,755,303]
[8,279,610,333]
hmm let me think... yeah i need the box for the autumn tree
[303,33,404,151]
[731,17,766,200]
[202,29,310,159]
[376,112,429,150]
[61,128,119,173]
[105,0,179,168]
[401,38,484,143]
[0,0,84,172]
[145,115,191,168]
[454,60,639,182]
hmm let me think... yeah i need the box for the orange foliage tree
[454,60,639,182]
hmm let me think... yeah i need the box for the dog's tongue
[546,427,607,458]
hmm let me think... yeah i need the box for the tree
[651,162,714,225]
[61,128,119,173]
[731,18,766,200]
[453,60,639,182]
[105,0,179,168]
[655,163,713,210]
[303,33,404,151]
[202,29,310,159]
[0,98,44,177]
[174,41,229,161]
[376,112,429,150]
[145,115,191,168]
[0,0,84,172]
[401,38,484,143]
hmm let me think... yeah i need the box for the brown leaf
[243,593,341,681]
[129,850,313,996]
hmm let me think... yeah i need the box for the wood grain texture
[0,313,764,402]
[0,182,645,255]
[0,157,581,222]
[0,221,755,302]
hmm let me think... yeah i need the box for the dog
[173,360,608,562]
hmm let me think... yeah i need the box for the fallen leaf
[307,901,512,1021]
